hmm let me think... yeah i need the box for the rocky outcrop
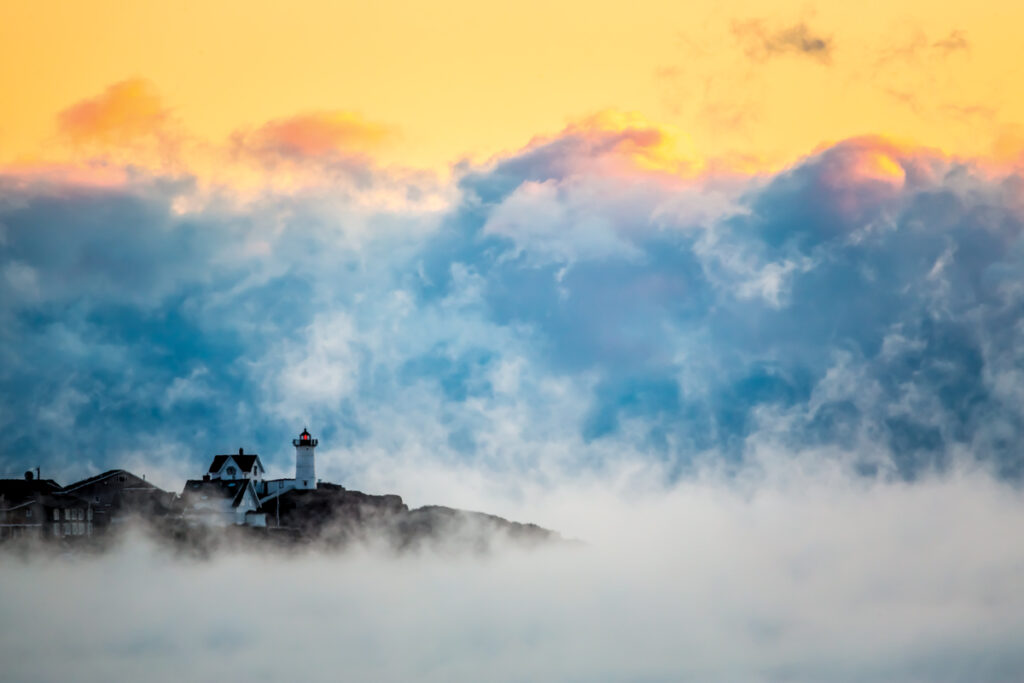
[1,479,561,557]
[260,483,559,553]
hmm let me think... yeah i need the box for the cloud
[932,30,970,56]
[57,78,168,144]
[877,29,971,66]
[43,83,415,194]
[234,111,394,163]
[732,20,833,63]
[1,126,1023,683]
[214,110,432,200]
[51,79,187,175]
[458,112,703,203]
[0,124,1022,488]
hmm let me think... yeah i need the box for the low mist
[2,456,1023,683]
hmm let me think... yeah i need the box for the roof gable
[232,482,253,507]
[182,479,259,509]
[0,479,62,503]
[233,455,262,472]
[208,454,264,474]
[208,455,229,473]
[62,469,159,494]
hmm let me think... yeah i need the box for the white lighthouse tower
[293,428,317,490]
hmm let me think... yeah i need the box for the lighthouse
[293,428,317,490]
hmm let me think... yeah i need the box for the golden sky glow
[1,0,1022,173]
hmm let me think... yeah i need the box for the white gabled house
[207,448,265,483]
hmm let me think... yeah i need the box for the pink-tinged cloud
[811,137,920,188]
[0,162,130,191]
[809,137,973,223]
[496,111,706,186]
[57,79,167,143]
[238,111,393,162]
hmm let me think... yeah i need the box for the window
[53,509,59,521]
[26,508,32,518]
[64,509,70,520]
[226,466,237,477]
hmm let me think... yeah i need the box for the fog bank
[2,461,1022,683]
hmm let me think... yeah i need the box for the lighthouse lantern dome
[293,428,318,448]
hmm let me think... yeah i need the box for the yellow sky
[0,0,1021,171]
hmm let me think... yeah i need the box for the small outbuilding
[180,478,264,527]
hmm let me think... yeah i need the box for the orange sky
[1,0,1022,174]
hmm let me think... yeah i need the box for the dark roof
[231,483,250,507]
[61,469,160,494]
[208,454,262,474]
[182,479,255,508]
[207,456,229,473]
[0,478,62,504]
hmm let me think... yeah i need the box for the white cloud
[483,178,644,264]
[262,312,361,421]
[2,260,40,301]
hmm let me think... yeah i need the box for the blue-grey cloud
[1,132,1022,485]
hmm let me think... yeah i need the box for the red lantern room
[292,427,318,448]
